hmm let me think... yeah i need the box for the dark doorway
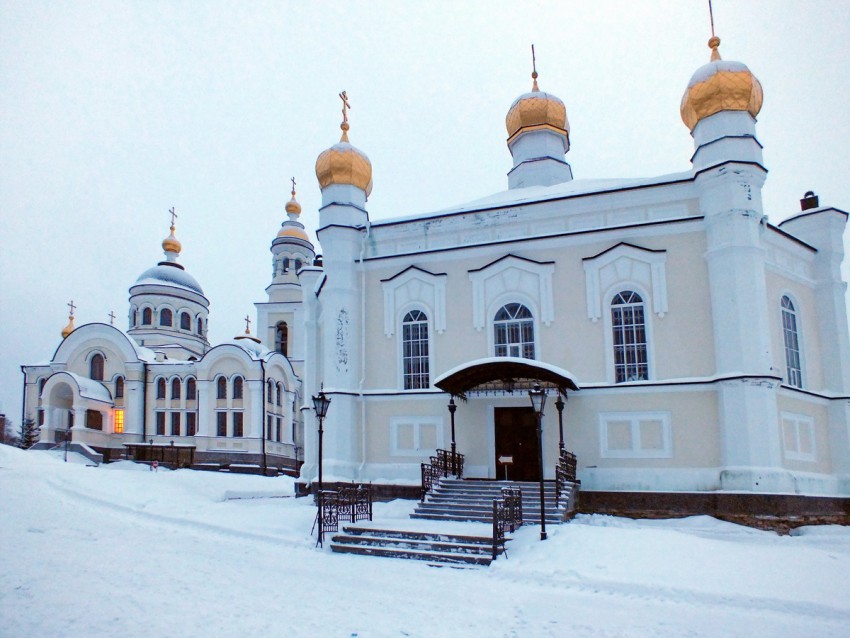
[494,407,540,481]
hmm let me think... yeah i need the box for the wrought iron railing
[492,486,523,560]
[555,449,579,506]
[314,482,373,547]
[420,448,465,501]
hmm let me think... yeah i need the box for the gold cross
[169,207,178,227]
[291,176,296,196]
[339,90,350,124]
[244,314,251,333]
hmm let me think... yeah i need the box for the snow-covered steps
[413,479,579,524]
[330,525,504,566]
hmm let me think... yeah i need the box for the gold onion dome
[162,224,182,254]
[61,314,75,339]
[315,92,373,196]
[505,69,569,140]
[284,188,302,216]
[680,36,763,131]
[277,226,310,241]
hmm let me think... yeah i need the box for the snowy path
[1,447,848,637]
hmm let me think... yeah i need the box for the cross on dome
[67,299,76,317]
[339,90,351,142]
[109,311,116,325]
[244,314,252,334]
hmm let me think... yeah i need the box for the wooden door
[494,407,540,481]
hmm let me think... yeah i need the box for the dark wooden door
[494,407,540,481]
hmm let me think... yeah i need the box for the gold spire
[708,36,721,61]
[339,90,351,142]
[531,44,539,92]
[285,176,302,216]
[61,300,76,339]
[235,314,261,343]
[162,207,182,255]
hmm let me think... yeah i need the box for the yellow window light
[114,409,124,434]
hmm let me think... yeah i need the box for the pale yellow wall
[776,392,832,474]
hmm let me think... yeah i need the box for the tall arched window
[276,382,283,407]
[186,378,197,400]
[180,312,191,330]
[142,308,153,325]
[267,379,274,403]
[160,309,173,327]
[132,309,138,326]
[402,310,430,389]
[197,317,204,336]
[38,378,46,397]
[171,378,181,400]
[276,321,288,356]
[611,291,648,382]
[494,303,535,359]
[90,353,105,381]
[216,376,227,400]
[233,377,244,400]
[156,378,166,399]
[115,376,124,399]
[781,296,803,388]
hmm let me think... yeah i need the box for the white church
[21,35,850,510]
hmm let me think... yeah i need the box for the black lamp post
[529,383,548,541]
[312,388,331,494]
[555,393,566,453]
[448,397,457,475]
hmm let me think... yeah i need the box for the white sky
[1,1,849,423]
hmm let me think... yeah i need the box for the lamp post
[529,383,548,541]
[312,388,331,494]
[555,393,566,453]
[448,397,457,476]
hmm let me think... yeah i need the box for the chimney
[800,191,819,211]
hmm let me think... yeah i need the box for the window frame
[89,353,105,381]
[159,308,173,327]
[400,308,431,390]
[389,416,443,457]
[492,302,536,360]
[602,285,655,383]
[780,295,804,389]
[780,411,816,462]
[610,290,649,383]
[599,411,672,459]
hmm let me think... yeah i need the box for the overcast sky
[1,1,848,424]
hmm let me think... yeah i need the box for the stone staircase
[330,525,503,566]
[412,479,579,525]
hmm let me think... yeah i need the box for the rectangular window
[233,412,244,437]
[276,417,282,443]
[38,410,45,426]
[85,409,103,430]
[780,412,816,462]
[114,410,124,434]
[390,417,442,456]
[216,412,227,437]
[170,412,181,436]
[599,412,671,458]
[156,411,166,436]
[267,415,273,440]
[186,412,197,437]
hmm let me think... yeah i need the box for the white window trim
[583,243,668,322]
[487,294,540,359]
[599,411,672,459]
[779,293,806,389]
[602,284,655,383]
[470,255,554,331]
[390,416,444,457]
[382,267,447,337]
[780,411,816,462]
[396,306,433,391]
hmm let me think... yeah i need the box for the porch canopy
[434,356,579,399]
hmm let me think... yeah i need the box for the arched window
[267,379,275,403]
[233,376,244,400]
[142,308,152,325]
[115,376,124,399]
[160,309,173,327]
[294,259,302,271]
[494,303,535,359]
[186,378,196,400]
[276,382,283,407]
[90,353,105,381]
[611,291,648,382]
[216,376,227,400]
[180,312,191,330]
[276,321,288,356]
[38,378,46,397]
[781,296,803,388]
[171,378,181,400]
[282,257,290,273]
[132,309,138,326]
[197,317,204,336]
[402,310,430,389]
[156,378,166,399]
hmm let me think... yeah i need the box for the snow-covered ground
[1,445,848,637]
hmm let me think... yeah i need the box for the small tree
[18,418,40,449]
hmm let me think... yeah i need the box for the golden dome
[285,178,302,215]
[277,226,310,241]
[315,136,373,196]
[506,72,569,141]
[680,37,763,131]
[162,225,182,254]
[61,314,75,339]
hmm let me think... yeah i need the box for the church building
[22,35,850,507]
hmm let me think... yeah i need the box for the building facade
[22,37,850,498]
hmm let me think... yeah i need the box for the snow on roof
[59,372,113,403]
[133,264,205,295]
[373,170,694,227]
